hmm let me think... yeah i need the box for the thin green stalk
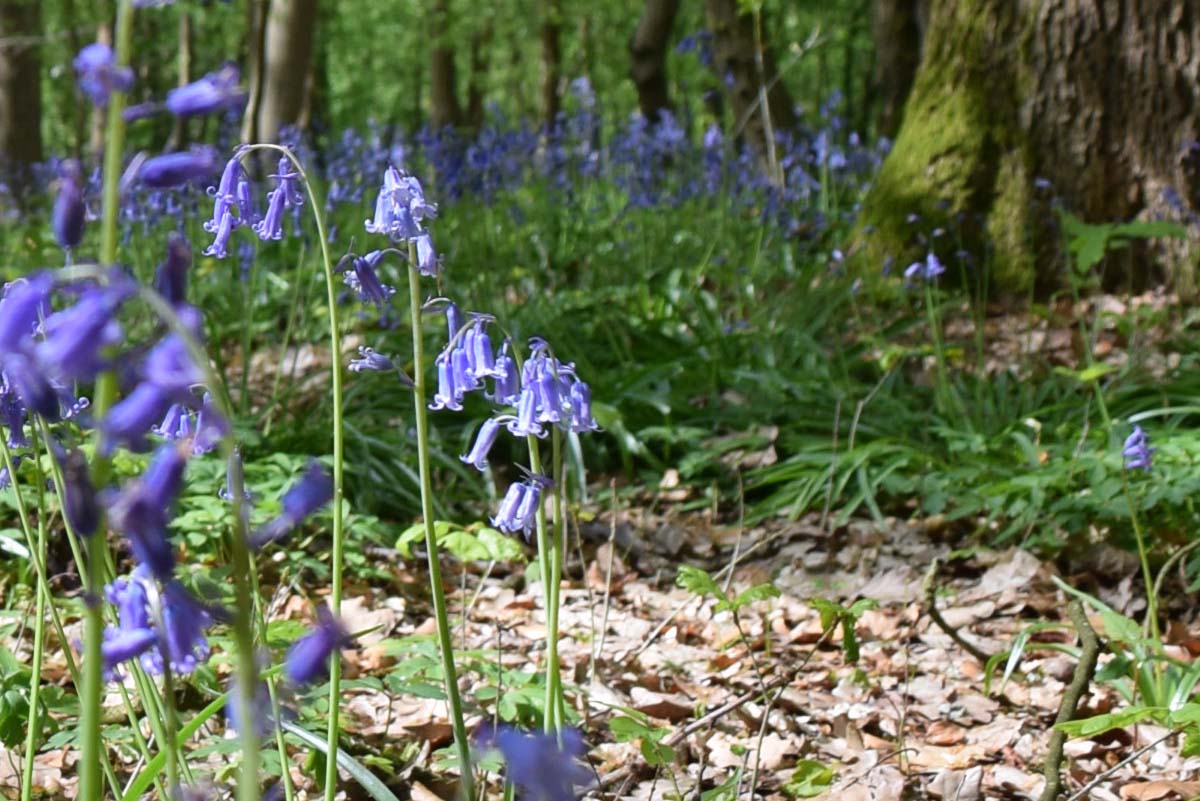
[525,437,561,733]
[86,3,136,799]
[549,428,566,729]
[19,452,48,801]
[1122,479,1163,700]
[406,241,474,799]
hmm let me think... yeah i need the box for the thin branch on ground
[1040,599,1101,801]
[922,558,995,665]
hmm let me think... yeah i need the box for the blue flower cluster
[476,725,591,801]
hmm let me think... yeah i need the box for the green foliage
[809,597,878,663]
[677,565,780,615]
[783,760,837,798]
[1060,211,1187,276]
[609,713,677,766]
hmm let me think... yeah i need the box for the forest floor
[7,506,1199,801]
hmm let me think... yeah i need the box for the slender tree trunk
[705,0,797,160]
[629,0,680,123]
[254,0,317,143]
[0,0,43,183]
[857,0,1200,293]
[429,0,462,129]
[166,9,193,151]
[241,0,269,144]
[539,0,563,129]
[870,0,923,137]
[465,27,492,131]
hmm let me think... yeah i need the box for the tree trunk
[629,0,680,123]
[240,0,269,144]
[465,27,492,131]
[254,0,317,143]
[856,0,1200,294]
[705,0,798,162]
[429,0,462,129]
[166,9,193,151]
[870,0,924,138]
[0,0,43,182]
[539,0,563,130]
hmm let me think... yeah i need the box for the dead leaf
[1120,781,1200,801]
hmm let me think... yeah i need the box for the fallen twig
[922,558,995,665]
[1040,599,1101,801]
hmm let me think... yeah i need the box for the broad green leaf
[1054,705,1165,737]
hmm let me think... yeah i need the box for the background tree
[705,0,797,164]
[429,0,462,129]
[628,0,679,123]
[870,0,923,138]
[857,0,1200,293]
[0,0,44,184]
[539,0,563,128]
[251,0,318,144]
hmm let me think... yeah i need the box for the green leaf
[1055,706,1165,737]
[783,760,836,798]
[1111,220,1187,240]
[281,719,404,801]
[677,565,727,605]
[732,583,781,612]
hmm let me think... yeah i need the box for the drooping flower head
[476,726,591,801]
[1123,424,1155,471]
[140,147,220,188]
[166,63,246,118]
[285,605,350,686]
[73,43,133,106]
[52,160,87,251]
[249,460,334,549]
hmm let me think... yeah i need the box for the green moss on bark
[854,0,1037,294]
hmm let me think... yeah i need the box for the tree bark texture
[705,0,797,160]
[429,0,462,129]
[240,0,269,144]
[254,0,318,143]
[629,0,680,123]
[539,0,563,129]
[0,0,43,175]
[465,27,492,131]
[870,0,924,138]
[858,0,1200,293]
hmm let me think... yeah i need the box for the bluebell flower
[445,302,464,340]
[225,677,274,737]
[0,392,27,448]
[414,232,440,276]
[491,477,545,540]
[429,353,463,411]
[348,347,394,373]
[35,284,129,383]
[0,273,52,353]
[152,403,192,440]
[191,395,228,455]
[140,148,220,188]
[1,353,59,420]
[1123,425,1155,471]
[205,156,243,233]
[338,251,395,309]
[249,461,333,549]
[507,386,544,438]
[285,605,349,686]
[143,335,202,394]
[107,442,189,579]
[490,354,520,406]
[73,43,133,106]
[274,158,305,208]
[103,571,157,675]
[904,252,945,283]
[451,346,479,394]
[155,580,214,674]
[52,160,86,250]
[567,381,599,432]
[461,418,501,471]
[165,63,245,118]
[102,383,174,452]
[154,233,192,307]
[254,188,286,241]
[477,725,591,801]
[204,210,236,257]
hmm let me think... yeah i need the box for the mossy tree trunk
[429,0,462,129]
[857,0,1200,294]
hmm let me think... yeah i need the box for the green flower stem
[86,3,135,799]
[406,240,474,799]
[525,437,562,733]
[549,428,566,730]
[1122,477,1163,699]
[19,447,49,801]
